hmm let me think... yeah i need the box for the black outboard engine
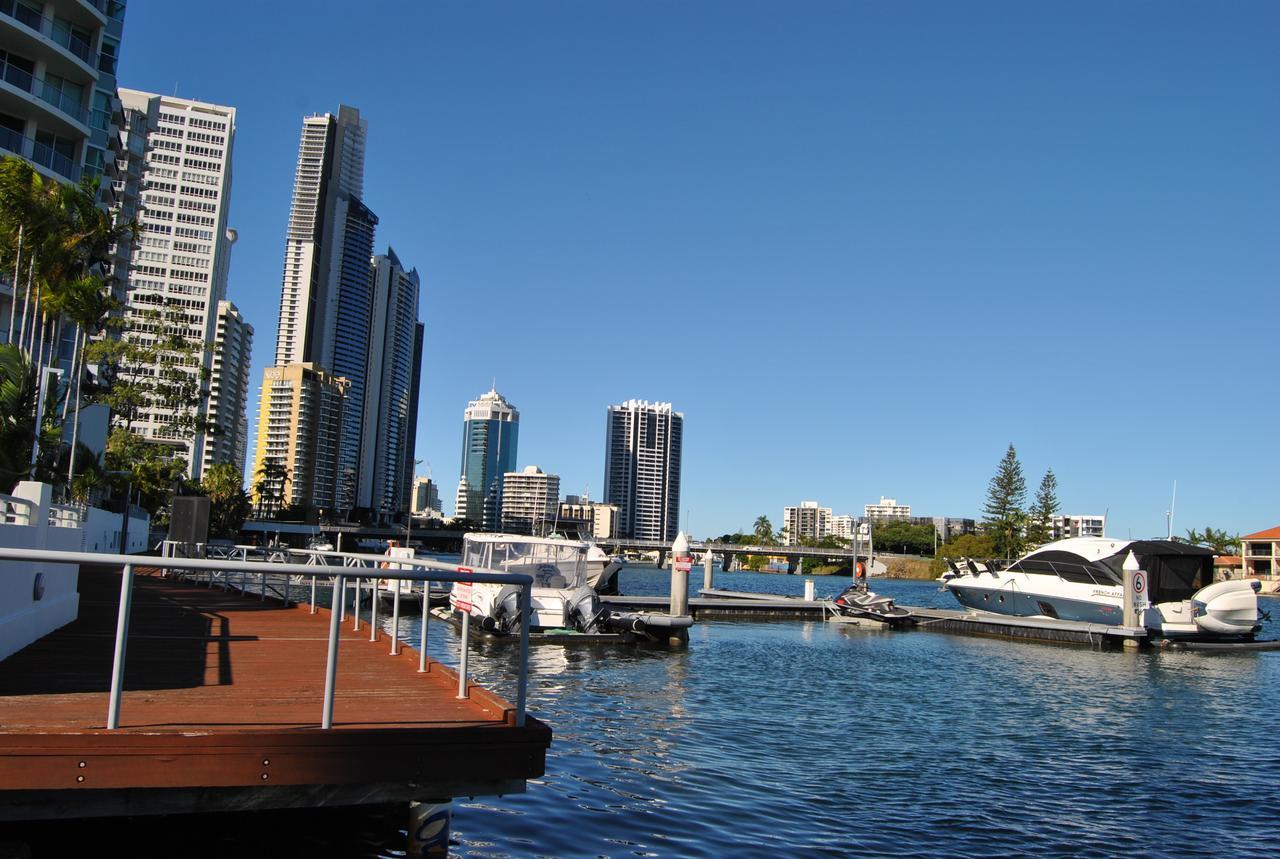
[566,586,606,633]
[490,585,522,634]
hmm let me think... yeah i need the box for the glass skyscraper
[455,387,519,529]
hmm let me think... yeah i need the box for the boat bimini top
[461,534,590,589]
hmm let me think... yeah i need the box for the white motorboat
[944,537,1262,640]
[586,543,623,594]
[449,534,690,640]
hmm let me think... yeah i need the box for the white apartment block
[500,466,560,536]
[783,501,832,545]
[604,400,683,542]
[865,497,911,520]
[829,514,856,540]
[114,89,235,478]
[200,300,253,477]
[1050,514,1106,540]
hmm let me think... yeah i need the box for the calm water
[19,567,1280,857]
[414,567,1280,858]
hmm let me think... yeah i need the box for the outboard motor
[566,586,606,633]
[492,585,523,635]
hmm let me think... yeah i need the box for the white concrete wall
[0,483,82,662]
[0,482,151,661]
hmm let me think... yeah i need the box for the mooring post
[670,532,690,617]
[1122,550,1146,647]
[703,548,714,591]
[804,579,815,602]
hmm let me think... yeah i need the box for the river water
[413,567,1280,858]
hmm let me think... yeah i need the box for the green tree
[982,443,1027,559]
[1184,527,1239,555]
[753,515,776,546]
[870,519,937,556]
[201,463,251,539]
[1025,469,1059,548]
[253,456,289,519]
[929,532,999,575]
[0,344,36,491]
[103,427,189,519]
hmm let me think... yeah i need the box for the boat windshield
[1008,550,1121,587]
[462,539,587,588]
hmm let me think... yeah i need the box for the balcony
[0,0,99,76]
[0,56,89,128]
[0,125,80,182]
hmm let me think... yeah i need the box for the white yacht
[449,534,689,640]
[944,537,1261,639]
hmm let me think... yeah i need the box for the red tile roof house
[1240,526,1280,594]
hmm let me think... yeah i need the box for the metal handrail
[0,546,533,731]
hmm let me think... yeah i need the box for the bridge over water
[595,537,868,573]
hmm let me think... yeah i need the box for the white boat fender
[611,611,694,632]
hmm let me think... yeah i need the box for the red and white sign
[1133,570,1149,610]
[454,581,473,612]
[673,556,693,574]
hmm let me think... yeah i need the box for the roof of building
[1240,526,1280,541]
[1214,556,1243,566]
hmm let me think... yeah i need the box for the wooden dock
[908,606,1148,647]
[0,566,551,821]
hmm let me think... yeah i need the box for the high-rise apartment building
[255,105,420,516]
[0,0,126,336]
[456,387,519,529]
[201,300,253,476]
[604,400,683,542]
[410,476,441,516]
[783,501,832,545]
[250,363,348,516]
[358,248,420,519]
[112,89,236,478]
[500,466,559,536]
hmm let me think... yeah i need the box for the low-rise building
[1241,526,1280,578]
[1050,514,1106,540]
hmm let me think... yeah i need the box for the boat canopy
[1009,539,1214,603]
[462,535,588,588]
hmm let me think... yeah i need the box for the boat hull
[946,582,1124,625]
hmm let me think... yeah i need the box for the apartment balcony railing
[0,124,81,181]
[0,56,91,126]
[0,1,97,67]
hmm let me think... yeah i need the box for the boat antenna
[1166,480,1177,540]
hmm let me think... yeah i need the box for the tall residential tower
[253,106,420,519]
[604,400,683,542]
[113,89,238,478]
[455,387,518,529]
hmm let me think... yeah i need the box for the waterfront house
[1241,526,1280,579]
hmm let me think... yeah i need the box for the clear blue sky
[119,1,1278,540]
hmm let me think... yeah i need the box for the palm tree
[753,515,775,546]
[0,344,36,491]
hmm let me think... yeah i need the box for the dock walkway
[0,566,550,820]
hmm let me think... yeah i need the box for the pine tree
[982,443,1027,558]
[1026,469,1059,547]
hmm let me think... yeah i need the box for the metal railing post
[457,612,470,699]
[391,581,401,655]
[418,597,429,673]
[106,563,135,730]
[353,577,362,631]
[310,575,317,614]
[370,578,379,641]
[321,574,345,729]
[338,576,346,622]
[516,583,530,727]
[260,570,266,600]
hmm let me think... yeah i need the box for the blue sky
[119,1,1278,540]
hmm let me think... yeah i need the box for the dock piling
[321,574,345,729]
[703,550,714,591]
